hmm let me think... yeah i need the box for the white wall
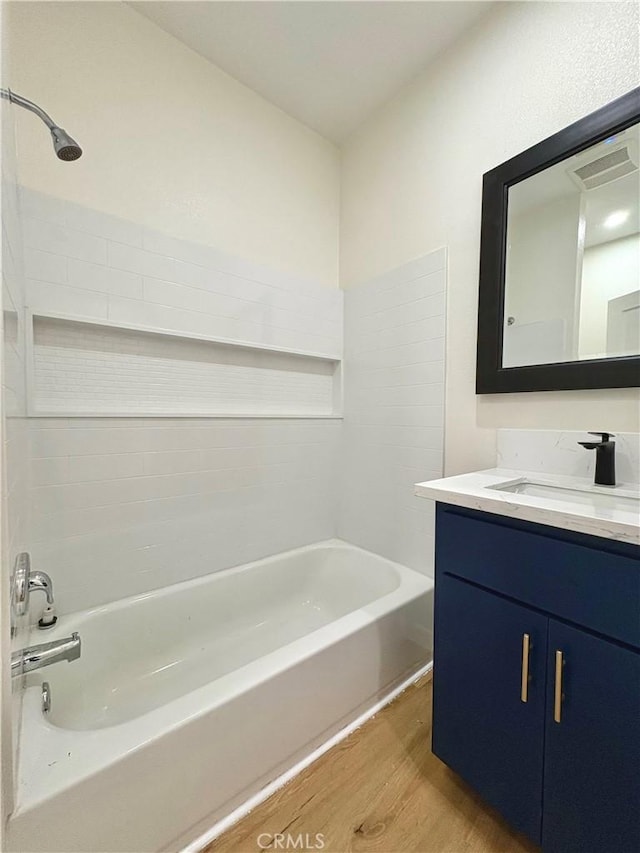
[0,94,15,853]
[339,249,445,576]
[1,6,29,832]
[579,234,640,359]
[7,1,340,288]
[340,1,640,475]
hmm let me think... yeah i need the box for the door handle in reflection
[554,650,565,723]
[520,633,531,703]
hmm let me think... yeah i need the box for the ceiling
[130,1,494,143]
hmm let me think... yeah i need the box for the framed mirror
[476,87,640,393]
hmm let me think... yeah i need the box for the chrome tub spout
[11,632,81,677]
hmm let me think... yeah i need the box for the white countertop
[415,468,640,546]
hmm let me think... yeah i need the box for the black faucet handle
[587,432,615,442]
[578,432,615,450]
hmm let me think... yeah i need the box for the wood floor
[206,673,539,853]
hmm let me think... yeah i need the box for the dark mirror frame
[476,87,640,394]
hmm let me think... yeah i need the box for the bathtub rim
[32,536,404,629]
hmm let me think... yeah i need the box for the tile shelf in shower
[26,311,343,419]
[27,310,342,361]
[28,411,344,419]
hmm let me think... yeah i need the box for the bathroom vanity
[415,471,640,852]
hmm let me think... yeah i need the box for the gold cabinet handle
[554,650,564,723]
[520,633,531,703]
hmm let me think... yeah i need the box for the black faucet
[578,432,616,486]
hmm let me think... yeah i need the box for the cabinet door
[543,621,640,853]
[433,574,548,843]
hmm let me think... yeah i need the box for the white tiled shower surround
[18,188,445,619]
[497,429,640,486]
[339,250,446,575]
[31,417,340,613]
[21,188,342,358]
[20,188,345,613]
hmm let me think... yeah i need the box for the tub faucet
[578,432,616,486]
[28,570,54,606]
[11,633,81,678]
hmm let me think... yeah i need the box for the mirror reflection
[503,122,639,368]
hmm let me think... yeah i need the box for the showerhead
[50,126,82,161]
[1,88,83,162]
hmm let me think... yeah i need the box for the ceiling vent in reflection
[568,144,638,191]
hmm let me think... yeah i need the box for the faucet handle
[587,432,615,442]
[11,552,31,618]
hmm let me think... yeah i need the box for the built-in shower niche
[29,314,342,418]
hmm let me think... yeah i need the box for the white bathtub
[8,539,433,853]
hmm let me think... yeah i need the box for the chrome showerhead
[50,126,82,161]
[1,88,83,162]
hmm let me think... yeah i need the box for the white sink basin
[489,478,640,513]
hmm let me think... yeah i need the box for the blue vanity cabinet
[542,620,640,853]
[433,503,640,852]
[433,572,548,842]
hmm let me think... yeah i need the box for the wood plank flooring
[206,673,539,853]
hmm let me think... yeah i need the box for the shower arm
[1,87,57,130]
[0,86,82,161]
